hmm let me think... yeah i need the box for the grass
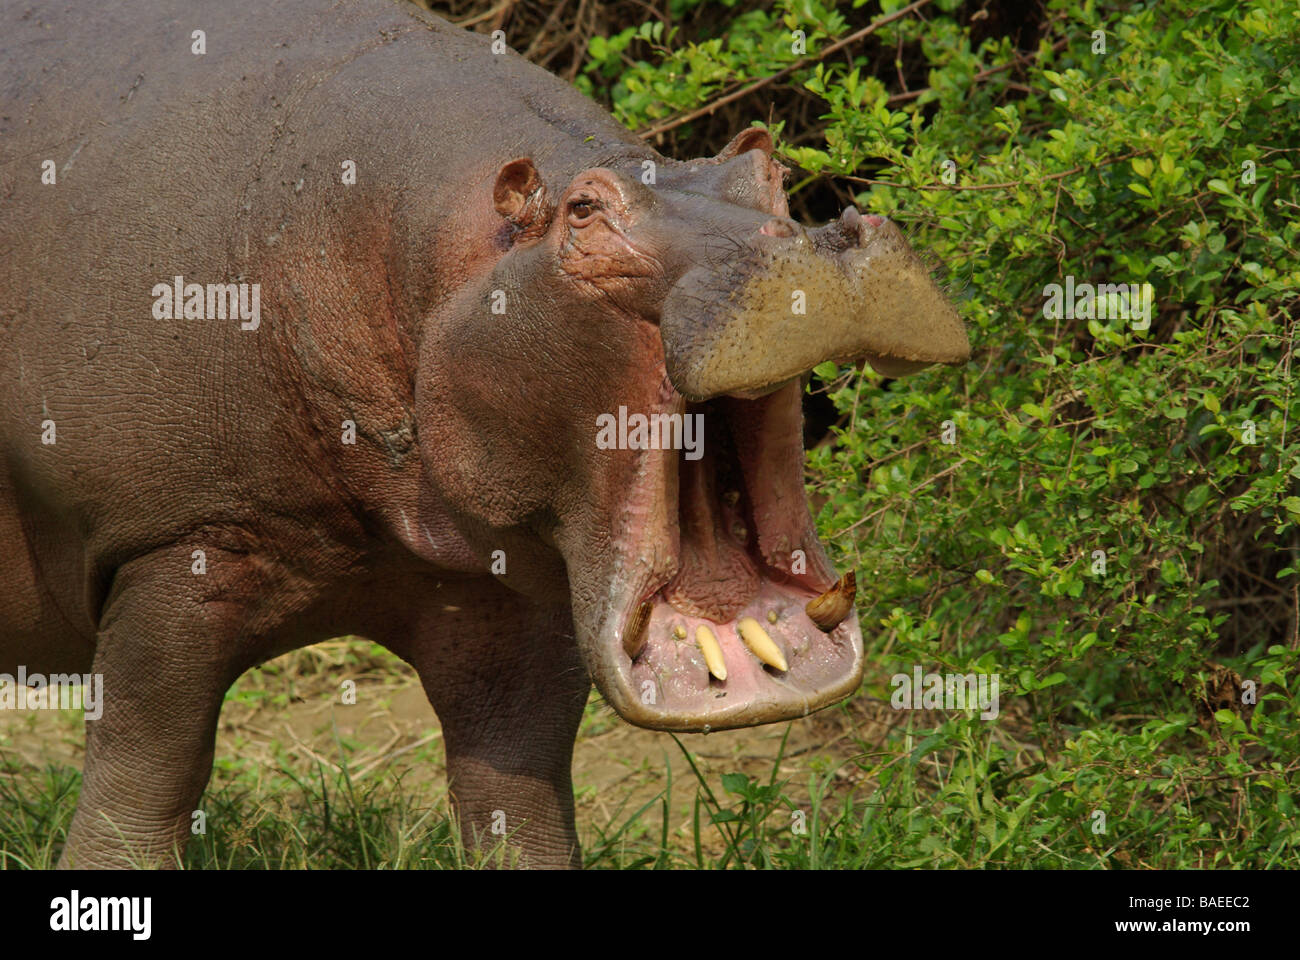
[2,638,1295,869]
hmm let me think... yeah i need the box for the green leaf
[1184,484,1212,514]
[720,772,749,795]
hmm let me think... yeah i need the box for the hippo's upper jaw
[661,207,971,401]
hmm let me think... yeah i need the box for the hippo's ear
[493,158,552,238]
[710,126,790,216]
[715,127,775,161]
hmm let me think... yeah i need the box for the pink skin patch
[759,217,797,238]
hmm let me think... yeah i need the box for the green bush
[577,0,1300,866]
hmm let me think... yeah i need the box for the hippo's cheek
[559,224,664,287]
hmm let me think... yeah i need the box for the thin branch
[843,149,1149,193]
[637,0,934,140]
[830,459,967,539]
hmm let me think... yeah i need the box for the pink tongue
[663,448,757,622]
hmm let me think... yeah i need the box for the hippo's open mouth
[567,207,967,732]
[594,379,863,732]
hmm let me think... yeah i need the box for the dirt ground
[0,643,906,859]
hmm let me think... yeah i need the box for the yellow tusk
[737,617,788,672]
[695,625,727,681]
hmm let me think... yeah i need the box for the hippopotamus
[0,0,968,868]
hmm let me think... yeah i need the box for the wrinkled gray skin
[0,0,967,868]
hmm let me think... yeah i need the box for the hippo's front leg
[401,586,590,869]
[60,545,251,869]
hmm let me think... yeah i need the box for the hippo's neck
[229,1,664,572]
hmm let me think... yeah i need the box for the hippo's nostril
[851,213,889,247]
[760,217,796,239]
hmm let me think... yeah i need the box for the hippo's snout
[811,206,901,252]
[660,206,969,401]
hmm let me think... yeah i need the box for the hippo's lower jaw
[582,380,864,733]
[612,585,865,734]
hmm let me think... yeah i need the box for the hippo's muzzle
[661,208,970,401]
[579,207,968,732]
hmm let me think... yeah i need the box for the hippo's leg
[403,589,590,869]
[59,547,250,869]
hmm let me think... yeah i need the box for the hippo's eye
[568,198,601,224]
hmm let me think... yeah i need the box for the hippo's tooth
[737,617,788,672]
[624,602,653,660]
[805,572,856,632]
[695,625,727,681]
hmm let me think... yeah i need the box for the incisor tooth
[695,625,727,681]
[673,624,687,640]
[624,602,652,660]
[805,571,857,632]
[737,617,788,672]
